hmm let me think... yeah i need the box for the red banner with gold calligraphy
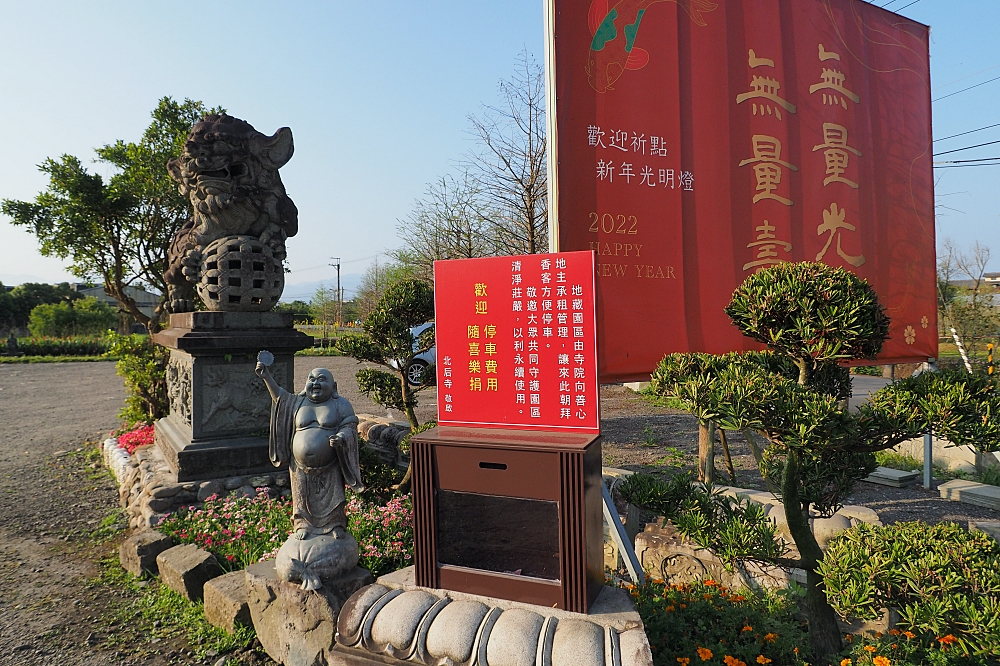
[547,0,937,382]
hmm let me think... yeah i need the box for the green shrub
[851,365,883,376]
[357,445,404,503]
[14,335,110,356]
[873,451,922,472]
[628,578,810,665]
[842,630,994,666]
[27,296,117,337]
[105,331,168,423]
[979,465,1000,487]
[819,522,1000,659]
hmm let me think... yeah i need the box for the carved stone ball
[197,235,284,311]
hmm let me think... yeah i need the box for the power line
[934,157,1000,164]
[934,63,1000,92]
[934,122,1000,143]
[934,163,1000,168]
[933,75,1000,102]
[934,139,1000,157]
[894,0,921,11]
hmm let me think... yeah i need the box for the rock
[145,496,174,513]
[619,628,655,666]
[246,560,373,666]
[204,570,250,633]
[198,480,224,501]
[119,530,173,577]
[150,483,182,499]
[231,484,256,499]
[247,475,272,488]
[810,513,853,549]
[274,473,290,488]
[156,544,223,601]
[939,479,1000,510]
[280,488,291,498]
[224,477,245,490]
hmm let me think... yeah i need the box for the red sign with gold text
[548,0,938,382]
[434,252,600,432]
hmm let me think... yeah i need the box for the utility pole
[329,257,342,329]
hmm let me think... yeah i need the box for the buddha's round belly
[292,428,336,468]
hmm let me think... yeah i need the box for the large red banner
[547,0,938,382]
[434,252,600,432]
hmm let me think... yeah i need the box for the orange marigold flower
[763,633,778,643]
[731,595,746,602]
[844,634,853,643]
[902,631,915,640]
[938,634,958,646]
[704,579,718,586]
[873,657,891,666]
[840,659,852,666]
[681,604,687,608]
[793,648,799,655]
[703,594,713,600]
[756,656,772,665]
[697,647,713,661]
[723,656,747,666]
[875,632,884,639]
[666,605,676,612]
[891,644,897,649]
[888,629,900,636]
[864,645,877,653]
[742,625,754,632]
[677,659,690,666]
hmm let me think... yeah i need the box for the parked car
[389,322,436,386]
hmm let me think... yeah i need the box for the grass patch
[0,355,117,363]
[850,365,883,376]
[88,556,259,662]
[295,347,344,356]
[874,450,982,482]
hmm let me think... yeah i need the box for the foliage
[116,424,155,455]
[2,97,219,331]
[979,464,1000,487]
[347,494,414,578]
[842,630,994,666]
[619,474,788,566]
[338,278,435,430]
[937,240,999,360]
[160,490,294,571]
[90,556,256,661]
[310,283,340,336]
[851,365,883,376]
[356,367,409,413]
[161,489,413,579]
[399,419,437,455]
[724,263,889,379]
[0,281,82,330]
[104,331,168,423]
[392,172,492,281]
[820,522,1000,659]
[0,355,113,364]
[357,445,405,504]
[27,296,117,337]
[465,49,548,255]
[353,258,421,321]
[13,335,109,356]
[628,578,810,666]
[647,262,1000,661]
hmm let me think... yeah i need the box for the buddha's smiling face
[304,369,336,403]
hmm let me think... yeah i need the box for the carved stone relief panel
[195,357,289,437]
[166,352,193,426]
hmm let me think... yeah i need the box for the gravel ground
[0,360,997,665]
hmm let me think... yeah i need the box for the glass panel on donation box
[436,490,560,580]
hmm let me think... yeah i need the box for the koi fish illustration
[586,0,719,93]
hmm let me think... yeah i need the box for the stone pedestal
[246,560,374,666]
[152,311,312,481]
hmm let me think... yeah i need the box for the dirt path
[0,361,996,665]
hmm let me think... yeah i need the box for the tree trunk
[742,429,780,495]
[781,449,843,661]
[718,428,737,484]
[698,420,716,483]
[399,375,419,430]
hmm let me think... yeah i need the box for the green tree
[7,282,81,329]
[0,283,16,331]
[310,284,340,339]
[630,262,1000,661]
[105,332,169,424]
[353,258,419,321]
[338,279,435,491]
[27,296,117,337]
[2,97,220,332]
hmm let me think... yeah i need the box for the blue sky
[1,0,998,295]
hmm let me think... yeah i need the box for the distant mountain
[280,274,364,302]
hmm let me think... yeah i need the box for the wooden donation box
[416,251,603,613]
